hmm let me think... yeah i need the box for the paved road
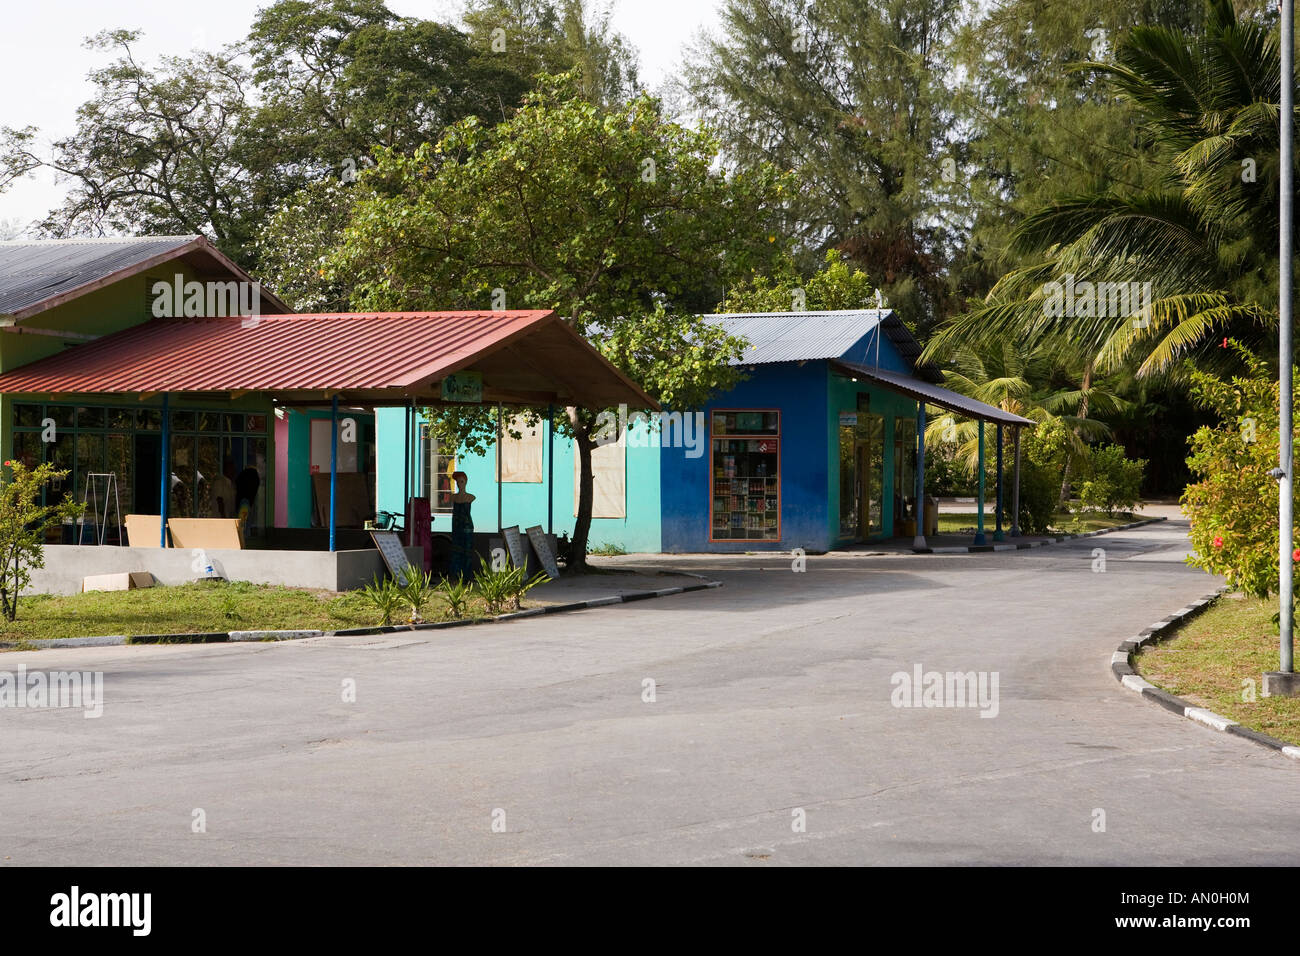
[3,520,1294,866]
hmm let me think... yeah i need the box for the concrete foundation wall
[28,544,424,596]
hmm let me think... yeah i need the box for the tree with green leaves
[927,0,1286,380]
[948,0,1205,298]
[462,0,639,104]
[244,0,529,200]
[312,76,787,570]
[0,461,82,623]
[0,31,256,251]
[720,249,878,314]
[681,0,964,334]
[0,1,535,266]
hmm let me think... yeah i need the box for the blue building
[375,310,1032,554]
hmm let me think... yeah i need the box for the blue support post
[913,402,927,550]
[329,395,338,553]
[974,420,987,545]
[994,423,1005,541]
[159,393,170,548]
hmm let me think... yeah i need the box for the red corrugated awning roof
[0,311,658,410]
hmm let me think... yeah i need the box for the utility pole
[1267,0,1298,696]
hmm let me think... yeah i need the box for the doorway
[134,433,160,514]
[839,411,884,541]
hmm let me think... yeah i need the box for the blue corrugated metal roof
[0,236,197,315]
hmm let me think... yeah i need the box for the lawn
[0,580,439,643]
[1135,593,1300,745]
[934,511,1138,535]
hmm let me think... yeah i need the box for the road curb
[0,574,723,651]
[913,515,1167,554]
[1110,585,1300,762]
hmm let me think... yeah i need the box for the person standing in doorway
[449,471,475,581]
[211,459,237,519]
[235,465,260,528]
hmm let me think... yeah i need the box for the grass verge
[1135,593,1300,746]
[934,511,1139,535]
[0,580,432,643]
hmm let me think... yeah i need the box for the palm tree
[924,0,1283,378]
[926,340,1126,503]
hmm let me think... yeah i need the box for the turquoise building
[373,310,1031,554]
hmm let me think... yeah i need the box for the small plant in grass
[589,541,627,556]
[397,565,436,622]
[359,575,404,626]
[0,461,83,622]
[437,575,474,620]
[220,593,242,622]
[473,555,549,615]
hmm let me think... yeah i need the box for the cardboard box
[82,572,154,593]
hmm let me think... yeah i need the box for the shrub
[359,575,404,626]
[1182,347,1297,598]
[1078,444,1146,515]
[473,554,548,615]
[1016,421,1069,535]
[436,575,474,620]
[397,565,436,622]
[0,460,82,622]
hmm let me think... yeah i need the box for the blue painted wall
[660,360,830,552]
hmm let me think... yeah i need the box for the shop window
[710,410,779,541]
[893,417,917,524]
[75,406,104,429]
[48,406,75,429]
[14,404,42,428]
[419,424,456,514]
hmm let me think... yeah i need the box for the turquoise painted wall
[375,408,661,552]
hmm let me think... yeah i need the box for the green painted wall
[825,368,917,545]
[0,263,277,524]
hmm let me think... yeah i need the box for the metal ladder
[81,472,123,546]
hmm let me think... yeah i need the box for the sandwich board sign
[369,531,411,588]
[526,526,559,580]
[501,525,530,571]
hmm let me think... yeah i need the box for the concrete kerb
[913,515,1167,555]
[0,573,723,652]
[1110,585,1300,762]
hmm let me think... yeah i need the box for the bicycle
[375,510,405,534]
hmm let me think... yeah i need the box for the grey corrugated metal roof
[702,309,943,382]
[832,361,1036,426]
[0,236,197,315]
[703,309,891,364]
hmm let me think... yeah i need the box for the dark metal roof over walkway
[831,360,1036,427]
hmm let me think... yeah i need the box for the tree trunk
[1060,362,1094,508]
[567,407,595,575]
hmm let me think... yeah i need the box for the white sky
[0,0,722,233]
